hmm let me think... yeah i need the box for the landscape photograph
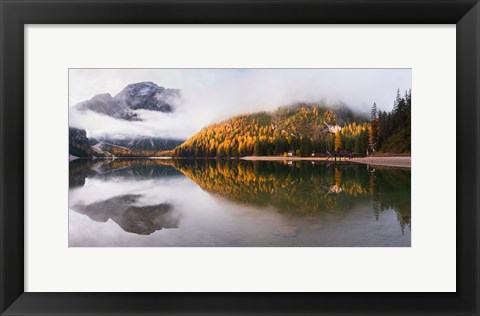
[69,68,411,247]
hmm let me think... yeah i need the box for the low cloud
[69,69,411,139]
[69,108,197,139]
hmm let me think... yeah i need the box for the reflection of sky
[69,69,412,139]
[69,175,411,247]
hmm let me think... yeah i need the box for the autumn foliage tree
[174,93,410,159]
[174,104,372,158]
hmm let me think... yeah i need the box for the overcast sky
[69,68,411,139]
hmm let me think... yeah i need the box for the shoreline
[241,156,411,168]
[71,155,411,168]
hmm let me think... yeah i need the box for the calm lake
[69,159,411,247]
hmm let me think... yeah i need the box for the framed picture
[67,68,413,247]
[1,0,479,315]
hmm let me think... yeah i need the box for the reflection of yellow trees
[168,160,409,231]
[172,160,372,214]
[72,159,181,181]
[70,159,411,230]
[335,168,342,187]
[107,158,176,170]
[341,182,368,197]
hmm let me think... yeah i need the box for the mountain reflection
[70,159,182,235]
[72,194,178,235]
[69,158,411,243]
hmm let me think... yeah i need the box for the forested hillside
[174,90,411,158]
[71,88,411,159]
[371,89,411,154]
[173,104,367,158]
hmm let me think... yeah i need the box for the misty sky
[69,68,411,139]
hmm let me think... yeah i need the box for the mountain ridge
[69,82,185,157]
[73,81,179,121]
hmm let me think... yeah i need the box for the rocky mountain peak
[73,82,180,121]
[114,81,179,112]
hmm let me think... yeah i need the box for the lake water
[69,159,411,247]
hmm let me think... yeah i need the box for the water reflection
[172,159,410,232]
[74,194,178,235]
[69,159,411,247]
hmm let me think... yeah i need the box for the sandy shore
[349,156,411,168]
[241,156,411,168]
[78,155,410,168]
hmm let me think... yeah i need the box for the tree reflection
[369,168,411,233]
[69,159,411,233]
[69,159,97,188]
[69,158,182,188]
[169,160,411,230]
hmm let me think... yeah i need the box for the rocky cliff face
[114,81,179,113]
[73,81,179,121]
[69,81,185,157]
[69,127,97,157]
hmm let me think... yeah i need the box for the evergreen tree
[371,102,378,120]
[369,103,379,153]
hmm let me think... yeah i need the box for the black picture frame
[1,0,479,315]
